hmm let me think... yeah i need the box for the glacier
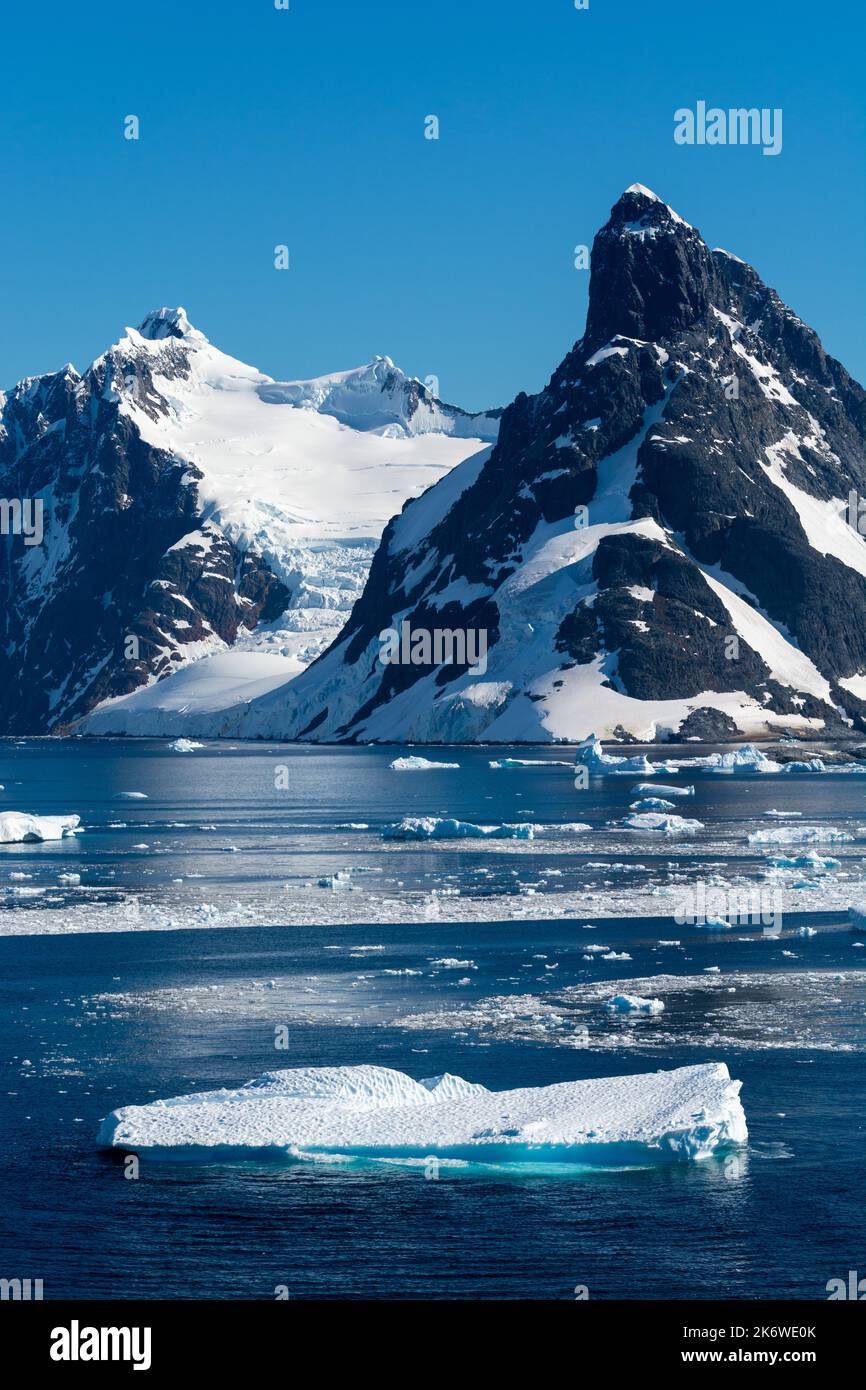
[96,1061,747,1168]
[74,313,497,736]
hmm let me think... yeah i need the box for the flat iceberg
[748,826,854,845]
[389,756,460,770]
[168,738,204,753]
[767,851,840,870]
[489,758,573,768]
[848,907,866,933]
[383,817,534,840]
[632,782,695,798]
[0,813,81,844]
[622,811,704,833]
[97,1061,746,1167]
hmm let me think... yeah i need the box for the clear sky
[1,0,864,411]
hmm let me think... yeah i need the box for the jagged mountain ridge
[0,311,496,733]
[210,184,866,744]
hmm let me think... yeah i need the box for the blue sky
[1,0,863,410]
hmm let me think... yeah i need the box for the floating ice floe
[604,994,664,1014]
[630,798,676,811]
[699,745,781,774]
[383,817,534,840]
[575,737,655,776]
[389,756,461,770]
[622,811,704,833]
[318,871,353,891]
[671,746,866,776]
[0,813,81,844]
[96,1061,746,1167]
[748,826,854,845]
[115,792,148,800]
[767,851,840,870]
[168,738,204,753]
[489,758,573,768]
[632,782,694,798]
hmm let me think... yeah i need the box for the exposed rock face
[222,184,866,743]
[0,351,286,733]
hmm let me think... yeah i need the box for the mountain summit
[211,186,866,744]
[584,185,720,350]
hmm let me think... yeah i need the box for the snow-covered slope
[0,307,495,732]
[261,354,501,439]
[97,1060,747,1165]
[217,185,866,744]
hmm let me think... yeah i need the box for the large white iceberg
[96,1061,746,1167]
[673,744,781,774]
[0,813,81,844]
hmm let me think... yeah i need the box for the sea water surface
[0,739,864,1299]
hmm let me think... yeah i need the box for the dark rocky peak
[137,306,201,341]
[584,184,726,353]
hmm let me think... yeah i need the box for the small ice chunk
[633,782,695,798]
[604,994,664,1014]
[390,756,460,770]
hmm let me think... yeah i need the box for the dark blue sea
[1,739,864,1299]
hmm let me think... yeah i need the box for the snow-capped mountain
[206,184,866,744]
[0,309,496,733]
[264,355,502,439]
